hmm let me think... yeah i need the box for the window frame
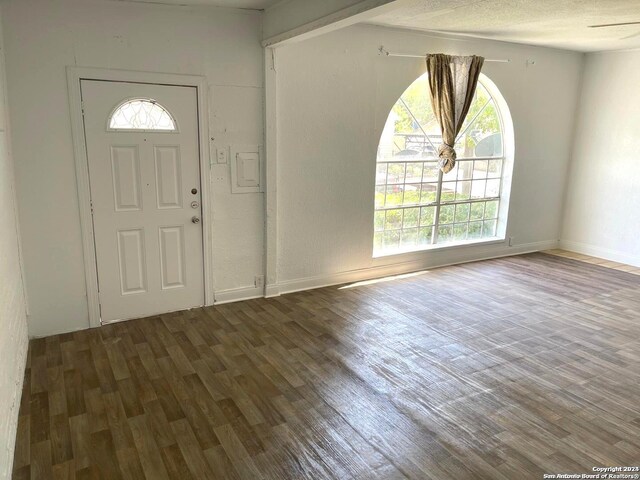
[373,74,511,258]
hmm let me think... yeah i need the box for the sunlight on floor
[339,270,430,289]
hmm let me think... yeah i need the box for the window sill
[372,236,506,258]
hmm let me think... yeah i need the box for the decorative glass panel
[109,98,176,131]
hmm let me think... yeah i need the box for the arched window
[374,73,513,256]
[108,98,177,131]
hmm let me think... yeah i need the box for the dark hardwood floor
[12,252,640,479]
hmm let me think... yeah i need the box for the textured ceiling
[109,0,280,9]
[369,0,640,52]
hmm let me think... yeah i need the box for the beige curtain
[425,53,485,173]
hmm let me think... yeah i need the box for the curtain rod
[378,46,510,63]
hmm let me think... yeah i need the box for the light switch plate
[216,146,228,164]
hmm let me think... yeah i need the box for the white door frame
[67,66,213,328]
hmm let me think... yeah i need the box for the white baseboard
[271,239,559,297]
[559,239,640,267]
[210,240,558,304]
[264,284,280,298]
[213,285,264,305]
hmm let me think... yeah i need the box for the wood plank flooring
[12,252,640,479]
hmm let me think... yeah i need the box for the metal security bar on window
[374,74,505,255]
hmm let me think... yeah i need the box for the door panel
[111,145,142,211]
[81,80,204,323]
[159,226,186,289]
[154,146,183,209]
[117,229,148,295]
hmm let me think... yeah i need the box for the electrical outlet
[509,236,515,247]
[254,275,265,289]
[211,164,227,183]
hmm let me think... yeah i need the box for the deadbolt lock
[191,201,199,209]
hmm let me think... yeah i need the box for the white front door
[81,80,204,323]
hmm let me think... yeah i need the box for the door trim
[67,66,213,328]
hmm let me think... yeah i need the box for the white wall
[2,0,265,336]
[0,6,29,477]
[1,0,589,336]
[273,25,584,290]
[561,50,640,266]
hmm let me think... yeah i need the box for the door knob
[191,216,200,224]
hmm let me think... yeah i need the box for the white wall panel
[0,6,29,477]
[561,50,640,266]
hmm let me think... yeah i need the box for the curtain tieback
[438,143,457,174]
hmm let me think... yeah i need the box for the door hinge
[81,101,85,116]
[90,200,94,214]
